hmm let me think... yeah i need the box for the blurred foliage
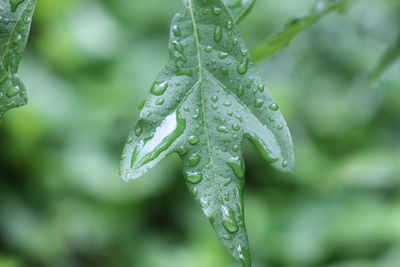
[0,0,400,266]
[250,0,347,63]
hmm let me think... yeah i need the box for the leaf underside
[0,0,36,121]
[250,0,346,63]
[121,0,294,266]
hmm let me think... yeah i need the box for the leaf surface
[250,0,346,63]
[121,0,294,265]
[0,0,36,121]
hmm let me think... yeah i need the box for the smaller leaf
[222,0,255,23]
[0,0,37,121]
[250,0,346,63]
[369,34,400,82]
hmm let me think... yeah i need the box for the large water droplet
[217,125,229,133]
[135,126,143,137]
[269,103,279,111]
[188,154,201,167]
[227,21,233,30]
[172,40,184,53]
[257,83,265,92]
[172,25,182,37]
[185,171,202,184]
[221,205,239,233]
[134,113,186,167]
[188,135,199,145]
[237,244,251,267]
[254,98,264,108]
[218,52,229,59]
[6,85,20,97]
[9,0,25,12]
[227,156,245,179]
[237,58,249,74]
[214,26,222,43]
[150,81,168,96]
[212,7,222,15]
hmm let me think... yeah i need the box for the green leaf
[369,34,400,82]
[222,0,255,23]
[250,0,346,63]
[121,0,294,266]
[0,0,36,121]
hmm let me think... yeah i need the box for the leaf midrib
[188,0,218,188]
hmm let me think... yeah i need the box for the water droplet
[237,244,251,267]
[220,67,229,76]
[188,154,201,167]
[172,40,184,53]
[217,125,229,133]
[257,83,265,92]
[221,205,239,233]
[135,113,186,167]
[254,98,264,108]
[227,21,233,30]
[223,234,232,240]
[10,0,25,12]
[237,58,249,74]
[172,25,182,37]
[176,68,193,77]
[214,26,222,43]
[232,124,240,131]
[178,146,189,156]
[269,103,279,111]
[227,157,245,179]
[156,99,165,105]
[212,104,218,110]
[6,86,20,97]
[211,96,219,102]
[135,126,143,137]
[150,81,168,96]
[192,188,198,196]
[13,34,22,45]
[185,171,202,184]
[238,85,245,96]
[212,7,222,15]
[218,52,229,59]
[204,45,213,53]
[282,160,289,168]
[223,177,233,186]
[188,135,199,145]
[277,124,284,130]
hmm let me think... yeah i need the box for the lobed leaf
[250,0,346,63]
[0,0,36,121]
[121,0,294,265]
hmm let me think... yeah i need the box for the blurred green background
[1,0,400,266]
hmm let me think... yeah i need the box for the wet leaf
[250,0,346,63]
[121,0,294,266]
[0,0,36,121]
